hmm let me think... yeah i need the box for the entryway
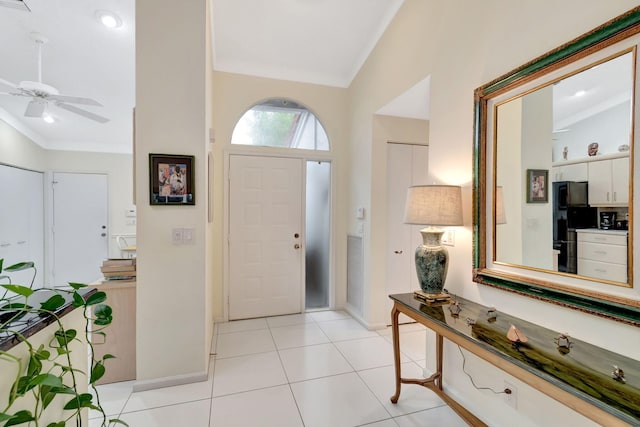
[50,172,108,286]
[228,155,331,320]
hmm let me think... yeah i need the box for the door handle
[294,244,301,249]
[394,250,403,254]
[101,233,107,237]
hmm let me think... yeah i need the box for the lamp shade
[404,185,463,226]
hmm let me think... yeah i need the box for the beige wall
[0,119,47,171]
[135,0,211,385]
[349,1,640,425]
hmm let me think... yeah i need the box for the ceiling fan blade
[55,102,110,123]
[24,100,46,117]
[48,94,102,106]
[0,77,18,89]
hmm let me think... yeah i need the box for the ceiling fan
[0,32,109,123]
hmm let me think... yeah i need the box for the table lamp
[404,185,463,301]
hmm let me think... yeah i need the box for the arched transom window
[231,98,329,151]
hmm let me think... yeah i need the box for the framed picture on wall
[526,169,548,203]
[149,154,195,205]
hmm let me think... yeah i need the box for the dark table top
[390,293,640,424]
[1,287,96,352]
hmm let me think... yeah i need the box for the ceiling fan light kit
[0,32,109,123]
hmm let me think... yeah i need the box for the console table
[389,293,640,426]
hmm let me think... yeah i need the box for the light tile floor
[90,310,467,427]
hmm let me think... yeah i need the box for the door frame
[223,147,335,322]
[46,170,110,286]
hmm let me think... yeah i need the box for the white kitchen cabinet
[577,230,627,283]
[587,157,629,206]
[551,162,588,182]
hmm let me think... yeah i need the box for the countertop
[575,228,628,235]
[0,287,96,352]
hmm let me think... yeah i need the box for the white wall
[348,1,640,425]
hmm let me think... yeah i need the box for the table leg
[436,332,443,390]
[390,304,401,403]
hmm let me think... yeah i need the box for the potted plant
[0,259,127,426]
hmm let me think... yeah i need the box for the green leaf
[0,258,3,272]
[1,302,32,310]
[55,328,77,347]
[4,262,35,272]
[63,393,94,410]
[40,294,66,311]
[50,386,77,395]
[15,375,34,395]
[85,291,107,306]
[46,422,66,427]
[40,385,56,410]
[1,284,34,298]
[68,282,87,290]
[108,419,130,426]
[72,291,85,307]
[4,410,35,427]
[95,304,113,318]
[27,354,43,377]
[0,412,12,422]
[103,354,116,361]
[34,345,51,360]
[31,374,64,388]
[90,362,106,383]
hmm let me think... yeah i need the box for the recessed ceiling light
[95,10,123,29]
[43,112,55,124]
[574,90,586,97]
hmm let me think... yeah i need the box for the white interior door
[52,172,108,286]
[385,143,428,324]
[229,155,303,319]
[0,165,44,288]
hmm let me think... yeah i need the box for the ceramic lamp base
[414,227,449,296]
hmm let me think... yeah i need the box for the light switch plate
[442,229,455,246]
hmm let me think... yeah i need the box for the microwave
[553,181,589,209]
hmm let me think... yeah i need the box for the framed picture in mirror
[526,169,548,203]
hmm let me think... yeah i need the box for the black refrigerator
[552,181,597,273]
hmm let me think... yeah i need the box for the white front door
[51,172,108,286]
[229,155,304,319]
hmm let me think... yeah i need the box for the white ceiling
[0,0,411,153]
[0,0,135,153]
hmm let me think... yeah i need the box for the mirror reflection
[494,51,634,285]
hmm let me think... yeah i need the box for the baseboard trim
[344,305,386,331]
[132,371,208,392]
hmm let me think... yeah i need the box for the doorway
[228,155,332,319]
[50,172,108,287]
[385,143,429,324]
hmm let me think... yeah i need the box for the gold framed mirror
[473,7,640,326]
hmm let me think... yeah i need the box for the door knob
[294,244,301,249]
[394,250,403,254]
[101,233,107,237]
[294,233,300,238]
